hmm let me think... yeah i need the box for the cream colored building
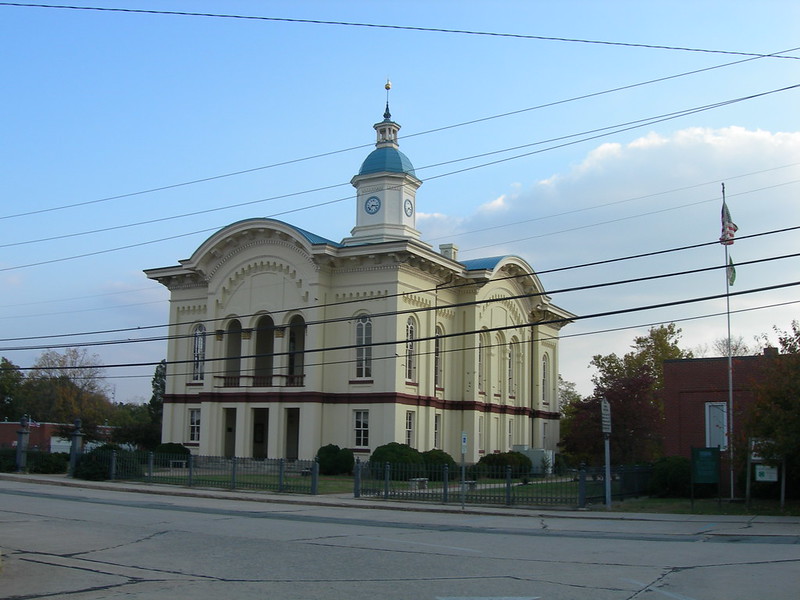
[145,102,573,462]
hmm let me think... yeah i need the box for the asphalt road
[1,476,799,600]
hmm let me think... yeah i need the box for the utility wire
[3,82,798,269]
[2,229,797,350]
[2,3,798,60]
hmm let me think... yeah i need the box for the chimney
[439,243,458,261]
[763,347,779,357]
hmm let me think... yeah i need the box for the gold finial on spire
[385,78,392,91]
[383,78,392,120]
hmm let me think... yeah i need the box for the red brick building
[661,348,776,495]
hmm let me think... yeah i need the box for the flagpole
[722,183,735,500]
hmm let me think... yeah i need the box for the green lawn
[607,496,800,517]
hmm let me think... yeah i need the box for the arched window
[542,354,550,405]
[288,315,306,387]
[434,325,444,388]
[477,332,487,394]
[507,341,515,397]
[355,315,372,378]
[405,317,416,382]
[254,315,274,387]
[225,319,242,387]
[191,324,206,381]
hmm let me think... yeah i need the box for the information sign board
[691,447,720,484]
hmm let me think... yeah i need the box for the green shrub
[153,442,190,467]
[317,444,355,475]
[74,444,144,481]
[421,449,457,480]
[28,451,69,474]
[0,448,17,472]
[648,456,690,497]
[369,442,424,479]
[474,451,533,479]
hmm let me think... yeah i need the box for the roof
[291,224,342,247]
[460,256,506,271]
[358,146,417,177]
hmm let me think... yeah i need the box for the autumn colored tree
[559,324,691,466]
[748,322,800,495]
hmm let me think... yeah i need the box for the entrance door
[224,408,236,458]
[252,408,269,459]
[285,408,299,460]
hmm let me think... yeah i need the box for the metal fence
[82,450,319,495]
[354,460,652,508]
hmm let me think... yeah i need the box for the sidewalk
[4,471,800,527]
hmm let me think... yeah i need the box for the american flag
[719,199,738,246]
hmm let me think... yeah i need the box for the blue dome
[358,146,416,177]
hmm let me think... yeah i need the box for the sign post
[601,397,612,509]
[460,431,468,510]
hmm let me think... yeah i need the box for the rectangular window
[434,413,442,449]
[405,411,416,447]
[705,402,728,450]
[188,408,201,442]
[434,333,443,388]
[508,419,513,451]
[354,410,369,447]
[478,416,484,452]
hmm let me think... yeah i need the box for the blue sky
[2,0,799,403]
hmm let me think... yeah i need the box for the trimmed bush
[74,444,144,481]
[474,451,533,479]
[0,448,17,472]
[153,442,190,467]
[28,451,69,474]
[369,442,424,479]
[648,456,690,497]
[317,444,355,475]
[421,449,457,480]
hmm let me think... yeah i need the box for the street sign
[755,465,778,482]
[601,398,611,434]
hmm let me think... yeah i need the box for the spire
[383,79,392,120]
[375,79,399,148]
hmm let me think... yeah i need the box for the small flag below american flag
[727,256,736,286]
[720,196,738,246]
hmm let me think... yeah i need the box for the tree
[747,322,800,494]
[110,360,166,450]
[559,325,691,466]
[0,357,25,421]
[19,348,114,428]
[694,335,753,357]
[557,375,582,414]
[148,359,166,424]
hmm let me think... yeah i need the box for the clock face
[365,196,381,215]
[404,198,414,217]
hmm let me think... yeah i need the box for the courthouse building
[145,101,574,462]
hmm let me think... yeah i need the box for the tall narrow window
[541,354,550,405]
[254,315,274,387]
[495,334,504,393]
[288,315,306,386]
[192,324,206,381]
[434,413,442,449]
[507,342,515,397]
[508,419,513,451]
[478,416,484,451]
[188,408,201,442]
[355,315,372,378]
[477,334,486,393]
[225,320,242,387]
[354,410,369,447]
[405,411,416,447]
[434,326,444,388]
[405,317,416,382]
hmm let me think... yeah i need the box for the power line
[2,231,797,350]
[2,3,798,61]
[3,82,798,270]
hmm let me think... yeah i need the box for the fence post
[68,419,84,478]
[231,456,237,490]
[383,462,390,500]
[505,465,513,506]
[147,452,154,483]
[110,450,117,481]
[279,458,286,492]
[311,459,319,495]
[442,464,449,504]
[188,454,194,487]
[578,463,587,508]
[15,417,30,473]
[353,458,361,498]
